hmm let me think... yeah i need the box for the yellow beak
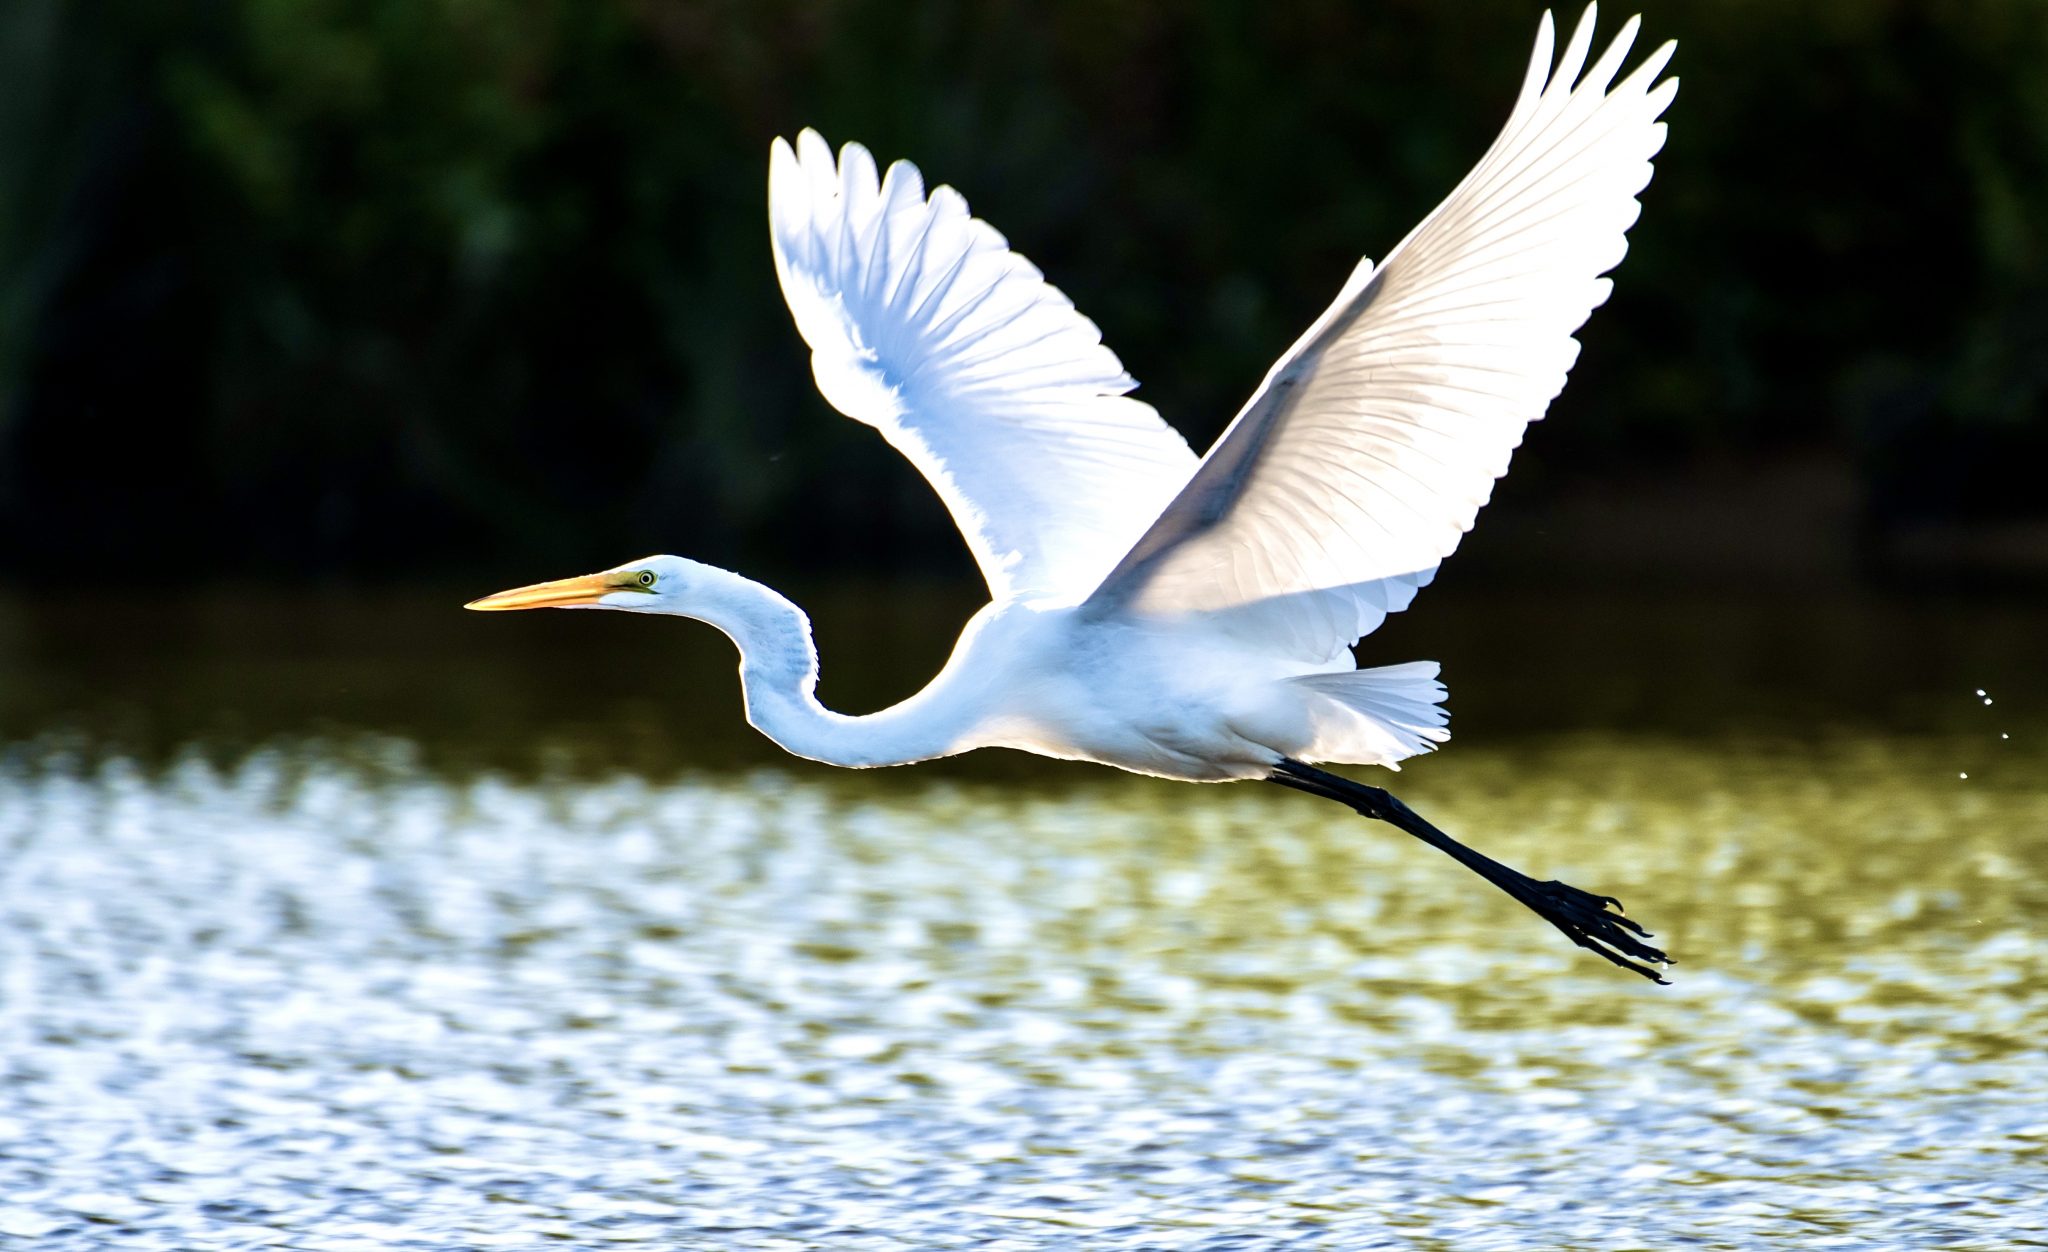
[464,571,623,611]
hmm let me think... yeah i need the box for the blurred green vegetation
[1,0,2045,584]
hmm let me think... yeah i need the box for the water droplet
[1984,698,1994,706]
[1959,772,1969,780]
[1976,688,1987,697]
[2001,733,2010,740]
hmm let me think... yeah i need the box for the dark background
[3,0,2045,595]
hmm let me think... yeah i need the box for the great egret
[469,6,1678,982]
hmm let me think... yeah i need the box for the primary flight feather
[469,6,1680,982]
[767,131,1198,603]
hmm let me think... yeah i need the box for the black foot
[1269,758,1674,984]
[1479,864,1671,984]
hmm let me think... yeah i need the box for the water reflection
[2,584,2043,777]
[0,588,2043,1246]
[0,728,2042,1247]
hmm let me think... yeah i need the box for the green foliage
[2,0,2045,579]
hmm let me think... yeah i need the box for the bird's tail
[1287,661,1450,770]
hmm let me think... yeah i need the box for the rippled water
[1,590,2044,1247]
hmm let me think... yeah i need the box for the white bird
[469,6,1678,981]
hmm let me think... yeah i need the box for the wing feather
[770,131,1197,603]
[1086,6,1675,661]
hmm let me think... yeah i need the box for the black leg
[1269,758,1672,983]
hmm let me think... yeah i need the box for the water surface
[0,589,2042,1248]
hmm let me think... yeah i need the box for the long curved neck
[682,569,975,769]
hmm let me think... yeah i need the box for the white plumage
[470,6,1681,981]
[1090,12,1675,665]
[768,130,1196,604]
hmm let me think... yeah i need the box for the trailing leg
[1269,758,1672,983]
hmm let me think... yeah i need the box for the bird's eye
[638,570,657,588]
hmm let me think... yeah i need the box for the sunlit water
[1,590,2044,1247]
[2,732,2043,1249]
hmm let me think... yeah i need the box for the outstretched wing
[769,130,1197,604]
[1087,7,1677,661]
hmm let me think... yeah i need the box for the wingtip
[794,127,836,175]
[1561,2,1596,49]
[1555,3,1600,86]
[1522,11,1559,103]
[877,155,927,210]
[1644,40,1679,89]
[837,138,879,200]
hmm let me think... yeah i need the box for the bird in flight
[469,6,1678,982]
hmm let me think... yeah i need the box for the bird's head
[463,554,709,616]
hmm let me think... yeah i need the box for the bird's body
[470,6,1681,981]
[644,572,1441,781]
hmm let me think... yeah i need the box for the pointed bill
[464,571,629,611]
